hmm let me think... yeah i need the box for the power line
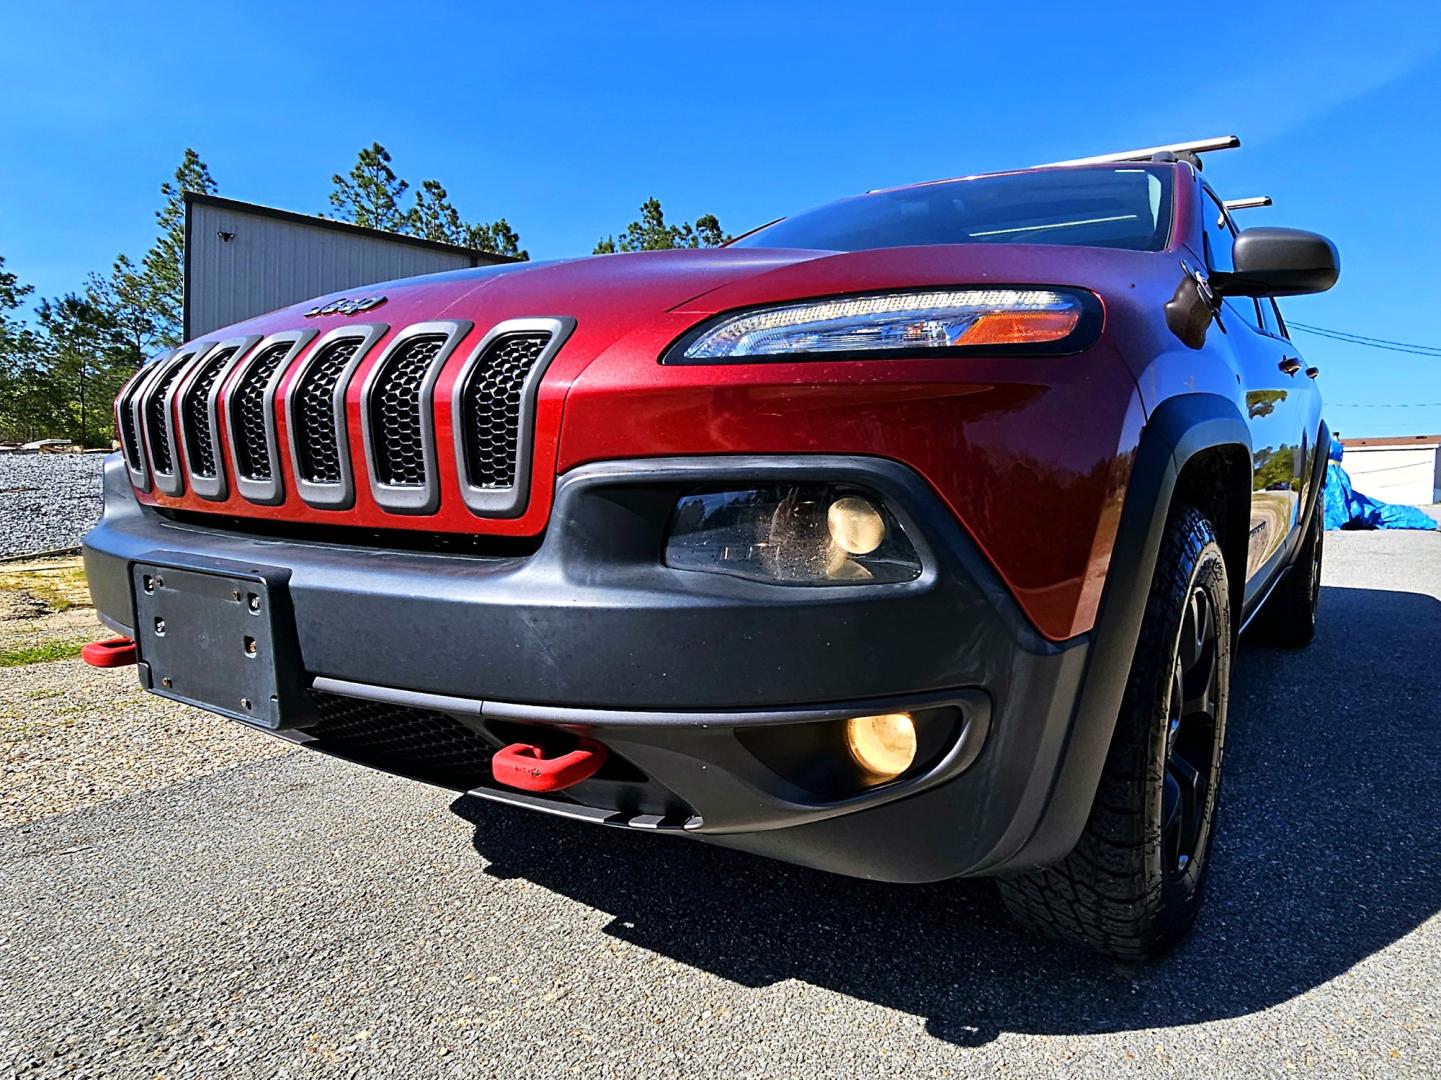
[1288,322,1441,357]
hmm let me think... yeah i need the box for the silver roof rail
[1223,196,1273,211]
[1035,135,1241,168]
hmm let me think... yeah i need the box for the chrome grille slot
[459,332,550,490]
[450,317,570,519]
[142,354,191,475]
[180,346,236,479]
[229,343,291,482]
[368,335,444,488]
[118,376,146,472]
[293,337,361,485]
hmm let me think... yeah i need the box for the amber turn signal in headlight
[844,712,918,779]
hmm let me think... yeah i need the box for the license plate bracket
[130,553,309,730]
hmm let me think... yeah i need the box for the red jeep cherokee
[84,138,1338,958]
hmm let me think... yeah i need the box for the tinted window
[733,167,1172,254]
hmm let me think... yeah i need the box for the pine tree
[594,198,730,253]
[139,149,218,347]
[328,143,411,232]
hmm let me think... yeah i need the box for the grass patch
[0,559,90,615]
[0,640,85,667]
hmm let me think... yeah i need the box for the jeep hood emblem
[304,295,386,317]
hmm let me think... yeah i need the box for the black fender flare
[989,393,1252,873]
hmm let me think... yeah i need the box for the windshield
[733,166,1172,254]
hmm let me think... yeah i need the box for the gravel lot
[0,453,107,557]
[1,527,1438,1078]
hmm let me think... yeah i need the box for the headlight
[664,485,921,585]
[667,288,1097,363]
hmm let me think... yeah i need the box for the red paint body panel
[128,170,1213,643]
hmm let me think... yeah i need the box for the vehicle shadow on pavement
[452,584,1441,1046]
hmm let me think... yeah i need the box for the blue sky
[3,0,1440,436]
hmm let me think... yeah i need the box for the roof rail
[1223,196,1273,211]
[1035,136,1241,168]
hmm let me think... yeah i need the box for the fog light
[664,484,921,585]
[827,496,886,555]
[844,712,917,779]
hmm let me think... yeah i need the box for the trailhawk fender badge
[304,295,387,317]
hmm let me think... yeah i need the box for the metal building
[183,193,516,340]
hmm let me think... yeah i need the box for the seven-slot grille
[291,337,362,485]
[130,320,556,517]
[179,346,236,478]
[460,332,551,489]
[229,342,291,481]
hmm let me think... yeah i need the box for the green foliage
[34,293,137,446]
[327,142,411,232]
[1253,444,1299,491]
[0,641,85,668]
[408,178,528,259]
[141,149,218,347]
[594,198,731,254]
[328,146,529,259]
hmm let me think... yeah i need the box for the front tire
[999,505,1231,959]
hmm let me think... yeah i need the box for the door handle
[1305,366,1320,379]
[1279,357,1303,376]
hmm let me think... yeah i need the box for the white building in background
[183,193,516,340]
[1340,434,1441,506]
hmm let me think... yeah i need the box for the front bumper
[85,452,1095,882]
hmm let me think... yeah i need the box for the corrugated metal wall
[185,196,505,339]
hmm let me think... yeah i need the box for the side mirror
[1212,227,1340,297]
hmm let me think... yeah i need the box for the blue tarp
[1323,436,1438,531]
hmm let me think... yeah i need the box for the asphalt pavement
[2,526,1438,1078]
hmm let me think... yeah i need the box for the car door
[1199,188,1306,597]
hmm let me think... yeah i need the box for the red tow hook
[81,637,138,669]
[492,739,608,793]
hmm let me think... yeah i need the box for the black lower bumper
[84,452,1104,882]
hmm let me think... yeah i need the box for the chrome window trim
[137,343,213,497]
[449,316,575,518]
[223,329,318,506]
[281,322,389,511]
[174,334,261,501]
[117,351,171,493]
[358,320,472,515]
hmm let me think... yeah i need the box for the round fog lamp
[845,712,917,778]
[827,496,887,555]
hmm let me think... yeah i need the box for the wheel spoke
[1162,769,1183,866]
[1167,753,1204,870]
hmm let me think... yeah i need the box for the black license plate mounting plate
[130,554,306,729]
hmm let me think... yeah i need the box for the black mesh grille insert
[368,335,444,487]
[230,343,291,482]
[179,347,235,478]
[460,332,550,490]
[143,355,190,475]
[304,691,493,789]
[292,337,362,485]
[119,378,144,470]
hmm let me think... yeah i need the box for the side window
[1202,188,1263,330]
[1200,190,1234,274]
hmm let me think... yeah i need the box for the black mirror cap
[1213,227,1340,297]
